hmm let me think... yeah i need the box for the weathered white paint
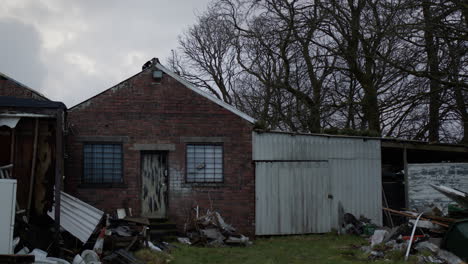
[141,153,168,218]
[408,163,468,213]
[254,132,382,235]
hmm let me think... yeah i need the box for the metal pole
[403,146,409,209]
[404,212,424,261]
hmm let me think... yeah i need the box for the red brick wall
[0,76,47,100]
[65,67,255,235]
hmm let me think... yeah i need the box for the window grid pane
[83,143,123,184]
[186,144,223,183]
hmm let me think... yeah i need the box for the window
[186,144,223,183]
[83,143,123,184]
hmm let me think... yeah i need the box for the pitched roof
[0,72,50,100]
[70,61,256,124]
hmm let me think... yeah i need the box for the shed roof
[0,96,66,109]
[257,130,468,153]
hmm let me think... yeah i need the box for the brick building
[65,59,256,235]
[0,72,49,100]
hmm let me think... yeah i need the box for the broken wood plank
[383,208,449,228]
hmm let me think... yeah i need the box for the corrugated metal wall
[256,161,331,235]
[253,132,382,235]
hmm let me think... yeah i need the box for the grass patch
[135,249,173,264]
[168,233,418,264]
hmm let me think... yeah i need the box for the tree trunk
[422,0,441,142]
[453,84,468,144]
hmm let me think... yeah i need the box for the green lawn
[137,233,418,264]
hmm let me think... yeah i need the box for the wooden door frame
[140,151,169,218]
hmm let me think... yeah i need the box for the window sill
[78,183,127,189]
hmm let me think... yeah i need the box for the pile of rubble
[6,194,250,263]
[360,223,465,264]
[5,193,174,264]
[346,184,468,264]
[177,210,251,247]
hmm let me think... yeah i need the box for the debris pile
[5,195,248,263]
[353,185,468,263]
[179,210,251,247]
[5,192,175,264]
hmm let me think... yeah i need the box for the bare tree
[170,0,466,143]
[170,7,238,104]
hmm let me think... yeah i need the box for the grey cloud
[0,18,46,91]
[0,0,211,107]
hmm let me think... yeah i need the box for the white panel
[408,163,468,213]
[0,117,20,128]
[0,179,16,254]
[48,191,104,243]
[256,161,331,235]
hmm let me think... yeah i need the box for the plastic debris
[147,241,162,252]
[370,230,388,247]
[177,237,192,245]
[414,241,440,254]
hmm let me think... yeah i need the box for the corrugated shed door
[255,161,331,235]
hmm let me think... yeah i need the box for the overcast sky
[0,0,211,107]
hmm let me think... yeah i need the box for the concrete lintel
[179,136,227,143]
[76,136,129,142]
[131,143,175,151]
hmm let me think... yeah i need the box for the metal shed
[253,131,382,235]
